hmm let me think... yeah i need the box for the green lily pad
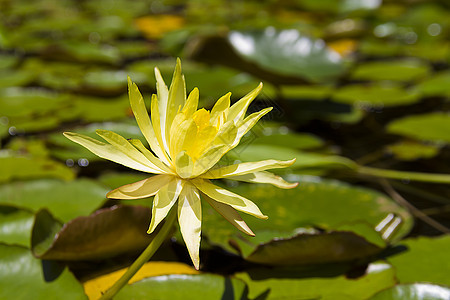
[387,236,450,286]
[332,83,421,108]
[0,153,75,183]
[227,29,347,82]
[227,144,356,171]
[73,95,131,122]
[415,70,450,97]
[116,274,247,300]
[32,205,158,260]
[0,179,108,222]
[0,244,87,299]
[237,228,384,266]
[370,283,450,300]
[202,176,412,258]
[280,85,333,100]
[0,88,69,118]
[0,69,36,88]
[0,205,34,247]
[0,54,19,69]
[236,262,396,300]
[350,59,430,82]
[387,112,450,144]
[386,141,440,161]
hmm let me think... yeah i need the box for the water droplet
[8,126,16,136]
[89,32,101,44]
[427,23,441,36]
[404,32,417,44]
[78,158,89,167]
[66,159,74,167]
[0,116,8,126]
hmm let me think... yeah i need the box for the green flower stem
[99,209,177,300]
[358,166,450,184]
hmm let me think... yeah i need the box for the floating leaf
[387,112,450,144]
[0,205,34,247]
[202,177,412,258]
[84,261,199,299]
[415,70,450,97]
[0,179,108,222]
[32,205,160,260]
[236,262,396,300]
[0,244,87,299]
[387,236,450,286]
[386,141,440,161]
[351,59,430,82]
[332,83,421,107]
[0,69,36,88]
[0,154,74,183]
[227,28,347,82]
[253,132,324,150]
[370,283,450,300]
[116,274,247,300]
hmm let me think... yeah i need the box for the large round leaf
[387,236,450,286]
[0,179,108,222]
[0,244,87,299]
[31,205,159,260]
[116,274,247,300]
[387,112,450,144]
[236,262,396,300]
[227,29,347,82]
[202,177,412,259]
[350,59,430,82]
[0,205,34,247]
[370,283,450,300]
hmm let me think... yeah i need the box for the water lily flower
[64,59,297,269]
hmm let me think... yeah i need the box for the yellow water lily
[64,59,297,269]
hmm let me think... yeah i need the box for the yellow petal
[210,92,231,126]
[233,107,272,146]
[202,159,296,179]
[150,93,172,165]
[96,129,163,173]
[128,139,174,174]
[192,179,267,220]
[177,182,202,270]
[203,194,254,236]
[227,83,263,123]
[63,132,158,173]
[127,77,168,164]
[175,151,194,179]
[166,58,186,142]
[227,171,299,189]
[187,125,217,161]
[182,88,199,118]
[192,108,210,130]
[154,67,170,154]
[170,117,197,160]
[147,178,183,234]
[106,174,173,199]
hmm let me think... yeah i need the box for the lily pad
[227,144,356,171]
[32,205,159,260]
[116,274,247,300]
[387,236,450,286]
[252,132,324,150]
[72,95,131,122]
[236,262,396,300]
[202,176,412,258]
[332,83,421,108]
[0,153,75,183]
[0,205,34,247]
[387,112,450,144]
[227,28,347,82]
[415,70,450,97]
[0,244,87,299]
[0,69,36,88]
[386,141,440,161]
[370,283,450,300]
[350,59,430,82]
[0,179,108,222]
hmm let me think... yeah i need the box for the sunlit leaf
[370,283,450,300]
[386,141,440,161]
[0,179,107,222]
[387,112,450,144]
[0,244,87,299]
[351,59,430,82]
[387,236,450,286]
[0,205,34,247]
[236,262,396,300]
